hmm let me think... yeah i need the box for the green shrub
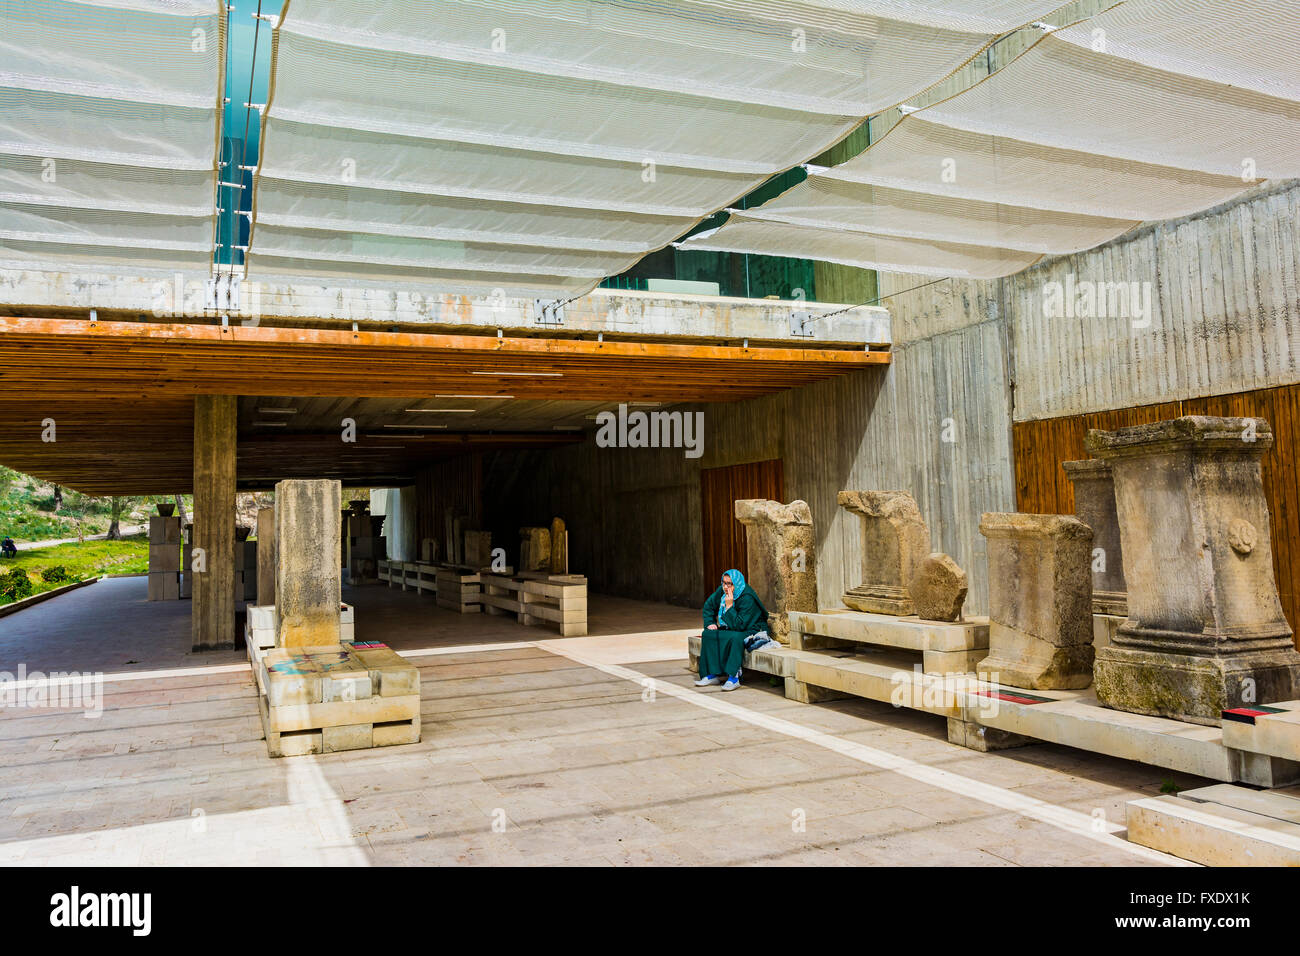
[40,565,70,583]
[0,567,34,601]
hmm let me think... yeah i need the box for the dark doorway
[700,459,784,593]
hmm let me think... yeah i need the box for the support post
[191,395,237,651]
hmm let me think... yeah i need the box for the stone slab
[322,722,374,753]
[1126,793,1300,866]
[1221,701,1300,763]
[789,609,988,656]
[373,717,421,747]
[686,634,798,678]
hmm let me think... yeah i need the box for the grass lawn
[0,534,149,606]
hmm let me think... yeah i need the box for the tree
[107,496,140,540]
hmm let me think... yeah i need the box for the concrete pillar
[191,395,237,651]
[256,506,276,606]
[275,479,342,648]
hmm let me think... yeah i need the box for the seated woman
[695,568,768,691]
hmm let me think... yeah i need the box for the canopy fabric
[1052,0,1300,102]
[809,116,1255,222]
[248,0,1065,295]
[0,0,222,275]
[680,213,1042,279]
[923,35,1300,180]
[735,178,1136,255]
[682,0,1300,281]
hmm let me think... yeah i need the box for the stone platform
[250,639,421,757]
[685,632,1300,786]
[1127,784,1300,865]
[787,609,988,675]
[1221,701,1300,763]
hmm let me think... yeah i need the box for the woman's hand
[706,624,718,630]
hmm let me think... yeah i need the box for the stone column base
[977,625,1094,690]
[1094,643,1300,725]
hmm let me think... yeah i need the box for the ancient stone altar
[734,498,817,642]
[1087,416,1300,724]
[837,490,929,615]
[1063,458,1127,616]
[976,513,1095,690]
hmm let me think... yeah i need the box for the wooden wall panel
[700,460,784,594]
[415,454,482,550]
[1013,384,1300,639]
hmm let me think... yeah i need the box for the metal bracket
[204,274,242,312]
[789,310,814,338]
[533,299,565,326]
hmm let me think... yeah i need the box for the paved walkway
[0,578,1198,865]
[10,524,145,550]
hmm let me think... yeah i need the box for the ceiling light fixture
[469,371,562,377]
[404,408,476,413]
[435,394,514,399]
[256,407,298,414]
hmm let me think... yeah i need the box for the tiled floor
[0,577,1202,865]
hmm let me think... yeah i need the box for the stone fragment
[1062,458,1127,616]
[837,491,930,615]
[519,526,551,572]
[463,530,492,569]
[1087,416,1300,724]
[549,517,568,574]
[909,552,967,622]
[733,498,817,643]
[976,513,1095,690]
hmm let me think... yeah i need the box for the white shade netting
[812,115,1255,221]
[678,213,1041,278]
[258,120,765,219]
[0,0,222,274]
[276,0,1063,118]
[922,34,1300,179]
[0,238,213,275]
[1052,0,1300,102]
[248,254,600,301]
[0,154,213,217]
[736,177,1136,255]
[253,180,694,254]
[250,0,1064,293]
[250,224,640,280]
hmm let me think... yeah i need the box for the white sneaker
[694,675,722,686]
[721,676,740,691]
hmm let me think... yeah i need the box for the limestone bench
[686,632,803,690]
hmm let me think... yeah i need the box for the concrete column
[275,479,342,648]
[256,506,276,606]
[191,395,237,651]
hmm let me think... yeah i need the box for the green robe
[698,585,769,679]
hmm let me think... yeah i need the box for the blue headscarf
[719,569,746,624]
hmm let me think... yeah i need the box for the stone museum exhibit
[2,0,1300,901]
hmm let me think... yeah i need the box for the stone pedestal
[464,530,491,569]
[519,526,551,572]
[1087,416,1300,724]
[976,513,1095,690]
[734,498,817,643]
[1063,458,1127,616]
[837,491,929,615]
[275,479,342,648]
